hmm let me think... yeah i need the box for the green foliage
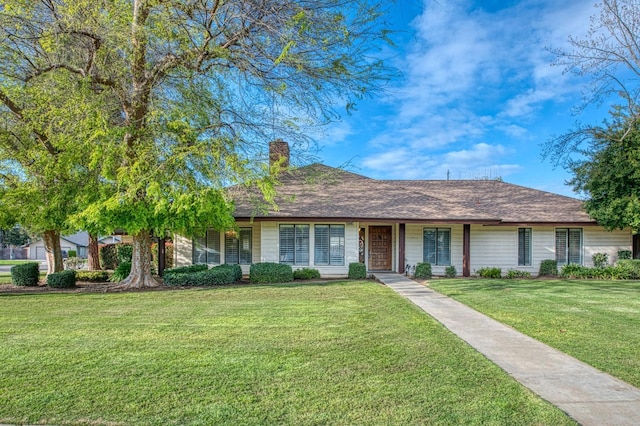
[617,259,640,279]
[477,267,502,279]
[506,269,532,279]
[618,250,632,260]
[560,263,636,280]
[348,262,367,279]
[444,265,457,278]
[250,263,293,284]
[100,244,118,270]
[47,270,76,288]
[67,250,77,258]
[293,268,321,280]
[111,262,131,283]
[414,262,432,279]
[117,244,133,264]
[2,226,31,246]
[100,243,133,270]
[539,260,558,276]
[592,252,609,268]
[164,264,209,275]
[76,270,110,282]
[164,264,242,287]
[10,262,40,286]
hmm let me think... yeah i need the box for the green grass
[429,279,640,388]
[0,259,35,265]
[0,281,573,425]
[0,272,46,284]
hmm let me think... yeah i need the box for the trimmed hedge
[414,262,432,279]
[477,267,502,279]
[539,259,558,276]
[348,262,367,279]
[67,250,77,258]
[11,262,40,286]
[76,270,110,282]
[250,262,293,284]
[506,269,532,279]
[163,264,242,287]
[445,265,457,278]
[164,264,209,275]
[618,250,632,260]
[47,270,76,288]
[293,268,321,280]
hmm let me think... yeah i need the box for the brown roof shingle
[232,164,593,224]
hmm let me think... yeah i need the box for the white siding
[260,221,357,278]
[583,227,631,266]
[173,234,192,267]
[405,224,462,276]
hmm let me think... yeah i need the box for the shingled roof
[232,164,594,225]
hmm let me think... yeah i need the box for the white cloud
[354,0,596,185]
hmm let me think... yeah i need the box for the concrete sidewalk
[374,273,640,426]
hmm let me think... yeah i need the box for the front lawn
[428,279,640,388]
[0,281,573,425]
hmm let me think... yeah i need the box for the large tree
[1,1,394,288]
[565,113,640,231]
[546,0,640,230]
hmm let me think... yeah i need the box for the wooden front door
[369,226,392,270]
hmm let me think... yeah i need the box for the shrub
[293,268,321,280]
[618,250,632,260]
[164,264,242,286]
[414,262,432,279]
[444,265,457,278]
[539,259,558,276]
[64,257,86,270]
[560,264,592,279]
[477,267,502,278]
[617,259,640,279]
[67,250,77,258]
[11,262,40,286]
[47,270,76,288]
[164,264,209,275]
[111,262,131,282]
[348,262,367,279]
[592,252,609,268]
[506,269,532,279]
[100,244,118,270]
[76,270,110,282]
[117,244,133,264]
[250,263,293,284]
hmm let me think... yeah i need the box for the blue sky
[315,0,609,197]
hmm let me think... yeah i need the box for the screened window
[314,225,345,266]
[192,229,221,265]
[556,228,582,266]
[225,228,252,264]
[518,228,532,266]
[279,225,309,265]
[423,228,451,266]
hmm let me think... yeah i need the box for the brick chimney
[269,139,290,169]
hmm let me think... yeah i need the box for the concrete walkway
[373,273,640,426]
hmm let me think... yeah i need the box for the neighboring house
[174,142,632,277]
[26,231,90,260]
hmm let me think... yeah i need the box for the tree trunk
[87,233,100,270]
[113,230,161,289]
[43,229,63,275]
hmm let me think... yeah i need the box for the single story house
[174,141,632,277]
[26,231,90,260]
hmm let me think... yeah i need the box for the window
[315,225,345,266]
[280,224,309,265]
[556,228,582,266]
[193,229,221,265]
[225,228,252,264]
[518,228,532,266]
[423,228,451,266]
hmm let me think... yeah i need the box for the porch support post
[634,234,640,259]
[158,237,166,277]
[463,224,471,277]
[399,223,406,274]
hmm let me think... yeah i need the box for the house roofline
[234,217,601,227]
